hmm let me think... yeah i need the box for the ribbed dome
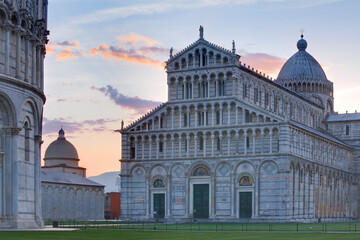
[277,36,327,83]
[44,128,79,160]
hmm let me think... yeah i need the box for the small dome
[297,35,307,51]
[44,128,79,160]
[277,35,327,84]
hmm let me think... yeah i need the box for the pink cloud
[117,32,159,47]
[56,49,85,61]
[89,44,164,67]
[240,51,286,78]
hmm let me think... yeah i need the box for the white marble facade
[0,0,48,228]
[41,172,104,221]
[119,28,360,222]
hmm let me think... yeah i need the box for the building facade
[119,27,359,222]
[0,0,48,228]
[104,192,121,220]
[41,129,104,221]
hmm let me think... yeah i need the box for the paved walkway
[0,226,80,231]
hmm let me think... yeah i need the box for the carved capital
[2,127,22,135]
[34,135,44,144]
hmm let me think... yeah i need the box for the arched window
[159,141,163,152]
[216,110,220,125]
[193,167,209,176]
[239,176,253,186]
[199,136,204,150]
[243,83,248,98]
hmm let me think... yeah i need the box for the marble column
[230,173,235,217]
[235,132,239,154]
[24,36,29,82]
[178,136,182,158]
[211,134,215,156]
[194,136,197,157]
[203,135,206,157]
[228,105,231,125]
[254,172,260,217]
[194,107,198,127]
[34,134,42,225]
[4,26,11,75]
[211,173,216,217]
[145,175,151,218]
[171,110,174,129]
[171,136,174,158]
[185,174,190,217]
[186,135,190,157]
[15,30,21,79]
[235,106,238,125]
[166,175,171,218]
[175,80,179,100]
[227,132,231,155]
[211,107,215,126]
[252,132,255,154]
[179,110,182,128]
[244,133,247,155]
[219,107,223,126]
[31,42,36,85]
[141,139,145,159]
[149,139,152,159]
[156,138,160,158]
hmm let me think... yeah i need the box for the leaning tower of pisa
[0,0,48,228]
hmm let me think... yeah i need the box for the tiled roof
[289,120,350,148]
[41,171,104,187]
[326,113,360,122]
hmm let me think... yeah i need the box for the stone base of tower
[0,217,44,229]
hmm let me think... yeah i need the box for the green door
[193,184,209,218]
[239,192,252,218]
[153,193,165,218]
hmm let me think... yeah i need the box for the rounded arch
[188,161,211,176]
[10,11,19,25]
[233,160,256,175]
[215,161,231,177]
[0,7,8,23]
[129,164,146,176]
[259,160,279,175]
[20,97,40,132]
[149,163,168,176]
[170,162,186,178]
[0,91,17,127]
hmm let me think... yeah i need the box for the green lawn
[57,221,360,233]
[0,230,359,240]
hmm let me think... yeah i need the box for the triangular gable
[166,38,239,65]
[122,102,167,132]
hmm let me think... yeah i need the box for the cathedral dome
[44,128,79,160]
[276,35,328,84]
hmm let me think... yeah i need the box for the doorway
[193,184,209,218]
[153,193,165,218]
[239,192,252,218]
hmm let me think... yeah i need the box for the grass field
[0,230,359,240]
[56,221,360,233]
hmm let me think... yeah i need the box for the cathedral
[119,27,360,222]
[0,0,48,228]
[41,128,104,221]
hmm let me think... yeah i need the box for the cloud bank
[42,117,118,136]
[92,85,162,114]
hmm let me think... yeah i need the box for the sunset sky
[42,0,360,177]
